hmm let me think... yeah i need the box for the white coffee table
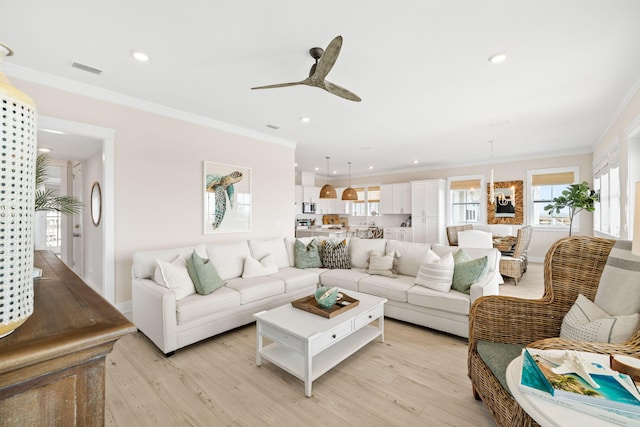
[253,289,387,397]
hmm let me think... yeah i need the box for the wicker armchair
[498,226,533,285]
[467,236,639,427]
[446,224,473,246]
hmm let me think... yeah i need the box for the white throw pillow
[242,253,278,278]
[248,237,290,269]
[414,250,454,292]
[154,255,196,300]
[594,240,640,316]
[560,294,640,344]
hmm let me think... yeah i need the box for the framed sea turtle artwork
[203,161,251,234]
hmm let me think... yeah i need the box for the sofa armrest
[132,278,178,354]
[469,270,500,302]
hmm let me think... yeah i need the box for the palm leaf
[34,154,83,215]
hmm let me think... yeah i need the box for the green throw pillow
[186,251,226,295]
[294,239,323,268]
[452,251,488,294]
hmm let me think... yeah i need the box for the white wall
[16,78,296,304]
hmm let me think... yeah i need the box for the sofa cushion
[386,240,431,276]
[242,254,278,278]
[477,341,525,395]
[186,251,226,295]
[154,255,196,300]
[319,269,368,292]
[407,284,470,315]
[322,240,351,269]
[225,276,284,304]
[415,250,454,293]
[452,251,489,294]
[294,239,323,268]
[175,287,241,324]
[594,240,640,316]
[358,274,415,303]
[560,294,640,344]
[366,252,398,277]
[269,267,319,293]
[285,237,316,267]
[349,237,388,269]
[248,237,290,269]
[206,241,251,280]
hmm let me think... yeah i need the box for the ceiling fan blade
[324,80,361,102]
[251,81,304,90]
[311,35,342,82]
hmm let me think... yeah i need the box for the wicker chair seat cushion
[476,340,525,395]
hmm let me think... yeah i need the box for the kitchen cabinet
[303,186,319,204]
[380,183,411,214]
[383,227,412,241]
[411,179,445,244]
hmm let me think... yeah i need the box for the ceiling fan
[251,35,361,102]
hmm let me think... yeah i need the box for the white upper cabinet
[381,183,411,214]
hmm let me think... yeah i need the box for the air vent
[71,61,103,75]
[266,124,280,130]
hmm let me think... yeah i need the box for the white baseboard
[116,300,132,320]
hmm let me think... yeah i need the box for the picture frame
[203,161,251,234]
[487,180,523,225]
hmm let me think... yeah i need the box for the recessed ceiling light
[38,147,51,153]
[413,160,420,164]
[300,117,311,123]
[332,170,337,174]
[131,49,149,62]
[314,167,319,171]
[294,163,298,167]
[488,52,507,64]
[368,166,374,170]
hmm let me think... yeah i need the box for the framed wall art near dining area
[203,161,251,234]
[487,180,523,225]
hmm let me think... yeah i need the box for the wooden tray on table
[291,292,360,318]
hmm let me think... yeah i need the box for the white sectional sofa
[132,237,502,355]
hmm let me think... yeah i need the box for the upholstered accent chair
[446,224,473,246]
[467,236,640,427]
[498,226,533,284]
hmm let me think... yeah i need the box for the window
[527,167,579,228]
[351,185,380,216]
[448,177,482,225]
[594,146,621,237]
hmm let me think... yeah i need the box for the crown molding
[5,63,297,150]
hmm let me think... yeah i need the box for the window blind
[450,179,481,190]
[531,172,575,186]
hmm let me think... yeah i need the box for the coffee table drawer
[354,305,384,330]
[311,321,353,353]
[261,323,304,353]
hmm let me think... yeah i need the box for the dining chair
[499,226,533,284]
[446,224,473,246]
[458,230,493,249]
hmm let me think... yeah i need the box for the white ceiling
[2,1,640,177]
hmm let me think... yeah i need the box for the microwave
[302,202,316,214]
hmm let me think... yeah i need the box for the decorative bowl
[315,287,339,309]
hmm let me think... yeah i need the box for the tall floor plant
[544,181,598,236]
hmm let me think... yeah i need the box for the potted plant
[544,181,598,236]
[35,153,83,215]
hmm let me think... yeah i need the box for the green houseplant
[35,154,83,215]
[544,181,598,236]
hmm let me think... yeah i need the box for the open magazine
[520,348,640,426]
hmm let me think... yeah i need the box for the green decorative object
[35,154,83,215]
[315,287,339,309]
[544,181,598,236]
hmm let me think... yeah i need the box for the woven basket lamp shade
[319,156,336,199]
[341,162,358,201]
[0,43,37,338]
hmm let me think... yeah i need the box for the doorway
[37,116,116,305]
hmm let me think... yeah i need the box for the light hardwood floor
[106,263,544,426]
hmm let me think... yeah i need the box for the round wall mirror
[90,182,102,226]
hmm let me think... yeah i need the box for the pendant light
[319,156,337,199]
[341,162,358,201]
[488,140,495,205]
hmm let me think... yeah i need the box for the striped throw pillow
[594,240,640,316]
[415,250,454,292]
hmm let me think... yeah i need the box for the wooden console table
[0,251,136,426]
